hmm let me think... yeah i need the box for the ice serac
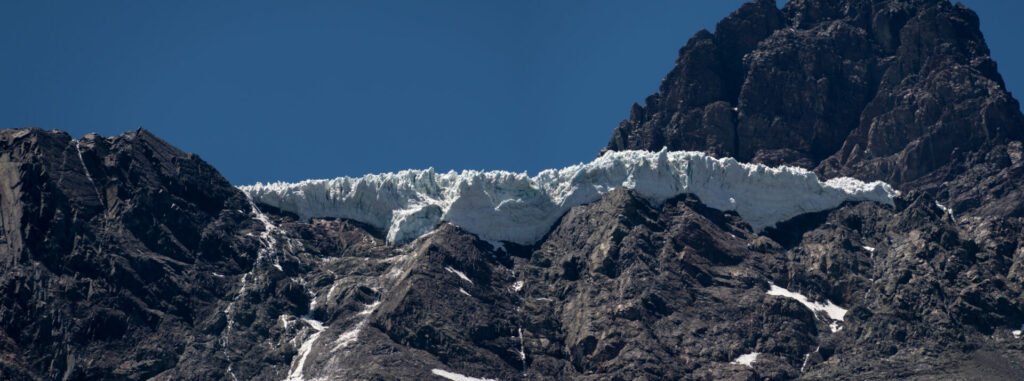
[240,149,896,245]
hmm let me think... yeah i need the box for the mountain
[2,0,1024,380]
[604,0,1024,219]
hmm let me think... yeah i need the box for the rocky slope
[0,129,258,379]
[1,0,1024,380]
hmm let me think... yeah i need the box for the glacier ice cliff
[239,149,897,245]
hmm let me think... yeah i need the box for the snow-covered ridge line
[239,149,897,245]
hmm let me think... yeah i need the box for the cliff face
[605,0,1024,219]
[2,0,1024,380]
[0,129,259,379]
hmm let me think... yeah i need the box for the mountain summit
[606,0,1024,218]
[2,0,1024,380]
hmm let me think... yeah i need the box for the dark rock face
[605,0,1024,213]
[3,128,1022,380]
[0,128,259,379]
[3,0,1024,380]
[596,0,1024,377]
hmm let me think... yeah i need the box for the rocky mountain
[2,0,1024,380]
[605,0,1024,220]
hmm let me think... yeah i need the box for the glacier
[239,149,897,245]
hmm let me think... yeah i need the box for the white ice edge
[240,149,897,245]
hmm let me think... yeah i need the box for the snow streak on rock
[221,197,287,381]
[74,139,104,206]
[445,266,473,284]
[935,201,955,218]
[241,149,897,245]
[285,317,324,381]
[767,282,848,332]
[430,368,498,381]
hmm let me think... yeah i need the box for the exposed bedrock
[604,0,1024,221]
[2,0,1024,379]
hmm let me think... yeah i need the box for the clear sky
[3,1,1022,185]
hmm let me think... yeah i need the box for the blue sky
[3,1,1022,185]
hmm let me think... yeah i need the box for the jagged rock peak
[604,0,1024,210]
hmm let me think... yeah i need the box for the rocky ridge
[605,0,1024,220]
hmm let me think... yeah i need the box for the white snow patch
[332,321,365,352]
[430,368,498,381]
[385,265,406,279]
[731,352,759,367]
[331,300,381,353]
[280,315,295,330]
[285,318,326,381]
[1014,329,1022,339]
[459,288,471,296]
[445,266,473,284]
[302,318,325,332]
[512,280,524,292]
[358,301,381,316]
[767,282,847,332]
[241,149,896,245]
[286,285,328,381]
[862,246,875,252]
[829,321,843,333]
[326,283,340,300]
[935,201,954,218]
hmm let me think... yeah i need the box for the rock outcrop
[2,0,1024,380]
[604,0,1024,220]
[0,128,257,379]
